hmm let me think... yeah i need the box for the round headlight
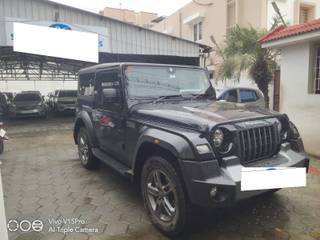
[213,129,224,147]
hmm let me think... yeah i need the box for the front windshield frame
[123,64,212,102]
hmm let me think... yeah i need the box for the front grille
[18,106,36,110]
[238,125,280,164]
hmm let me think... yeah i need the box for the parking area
[0,117,320,240]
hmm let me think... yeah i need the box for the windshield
[58,91,77,98]
[125,66,211,98]
[14,93,41,102]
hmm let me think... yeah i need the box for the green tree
[215,25,278,108]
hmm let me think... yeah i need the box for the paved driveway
[0,117,319,240]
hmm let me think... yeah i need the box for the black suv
[74,63,308,236]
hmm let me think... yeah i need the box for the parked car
[217,87,266,108]
[10,91,47,118]
[0,92,10,118]
[47,90,58,110]
[53,90,77,113]
[73,63,308,236]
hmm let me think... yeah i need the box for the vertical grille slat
[252,129,257,160]
[258,128,262,158]
[238,123,280,164]
[241,131,246,160]
[247,130,252,161]
[263,127,268,156]
[268,126,274,154]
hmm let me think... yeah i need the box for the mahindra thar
[74,63,308,236]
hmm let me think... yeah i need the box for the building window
[193,22,202,41]
[227,0,236,34]
[314,46,320,94]
[299,4,315,24]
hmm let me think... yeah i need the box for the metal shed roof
[0,0,210,58]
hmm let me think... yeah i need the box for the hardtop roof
[79,62,204,74]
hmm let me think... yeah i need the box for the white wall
[0,81,77,95]
[280,42,320,156]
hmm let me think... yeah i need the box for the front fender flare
[132,128,196,166]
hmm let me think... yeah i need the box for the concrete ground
[0,117,319,240]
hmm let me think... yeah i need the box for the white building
[261,18,320,157]
[267,0,320,29]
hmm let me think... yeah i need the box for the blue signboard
[49,23,72,30]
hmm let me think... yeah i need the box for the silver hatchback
[217,87,266,108]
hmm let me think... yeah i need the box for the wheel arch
[73,111,98,147]
[132,129,195,199]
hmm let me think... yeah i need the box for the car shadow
[82,160,290,239]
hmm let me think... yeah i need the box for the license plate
[241,167,306,191]
[20,110,38,114]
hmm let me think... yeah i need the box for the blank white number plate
[241,167,306,191]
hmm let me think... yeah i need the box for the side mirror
[102,88,118,102]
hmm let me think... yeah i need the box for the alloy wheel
[146,169,177,222]
[78,134,89,165]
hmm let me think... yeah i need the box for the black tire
[77,127,99,170]
[263,188,281,196]
[141,156,188,237]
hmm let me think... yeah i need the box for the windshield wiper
[130,96,157,101]
[153,94,185,104]
[128,96,157,109]
[190,93,206,101]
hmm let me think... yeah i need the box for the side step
[92,148,133,179]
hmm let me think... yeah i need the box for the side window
[79,73,95,96]
[95,70,120,109]
[223,89,238,102]
[240,90,258,103]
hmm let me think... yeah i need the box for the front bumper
[180,144,309,207]
[12,108,46,117]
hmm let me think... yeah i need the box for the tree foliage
[215,25,278,108]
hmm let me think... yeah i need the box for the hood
[131,100,279,132]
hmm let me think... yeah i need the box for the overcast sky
[49,0,191,16]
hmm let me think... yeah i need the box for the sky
[49,0,191,16]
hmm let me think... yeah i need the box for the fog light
[209,186,218,198]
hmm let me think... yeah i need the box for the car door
[93,68,127,163]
